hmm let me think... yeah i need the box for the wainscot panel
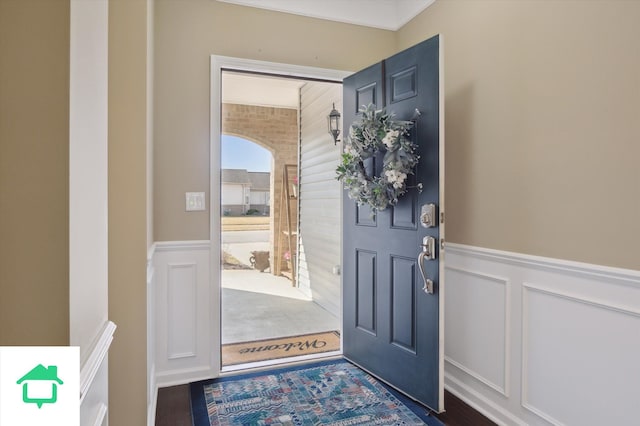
[154,241,215,386]
[444,243,640,426]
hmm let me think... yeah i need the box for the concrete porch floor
[221,242,340,345]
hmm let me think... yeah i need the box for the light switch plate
[185,192,206,211]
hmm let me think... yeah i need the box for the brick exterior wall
[222,103,298,275]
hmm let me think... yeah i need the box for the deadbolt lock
[420,203,438,228]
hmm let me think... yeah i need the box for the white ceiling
[222,72,307,109]
[217,0,435,31]
[221,1,437,108]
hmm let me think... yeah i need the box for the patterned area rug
[190,359,443,425]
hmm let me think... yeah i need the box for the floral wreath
[336,104,421,211]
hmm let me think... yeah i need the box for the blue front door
[342,35,444,412]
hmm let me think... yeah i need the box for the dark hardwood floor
[437,392,496,426]
[155,382,496,426]
[155,384,193,426]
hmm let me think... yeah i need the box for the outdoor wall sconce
[327,103,341,145]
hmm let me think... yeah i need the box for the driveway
[222,230,270,269]
[222,230,269,243]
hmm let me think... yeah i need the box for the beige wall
[155,0,640,269]
[399,0,640,270]
[0,0,70,345]
[147,0,155,250]
[109,0,149,424]
[154,0,396,241]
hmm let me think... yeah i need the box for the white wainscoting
[79,321,116,426]
[147,245,157,426]
[444,243,640,426]
[153,241,216,387]
[149,239,640,424]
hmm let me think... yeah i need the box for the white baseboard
[155,366,215,388]
[445,374,525,426]
[147,364,158,426]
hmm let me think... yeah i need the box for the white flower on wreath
[384,169,407,189]
[343,144,355,156]
[381,130,399,149]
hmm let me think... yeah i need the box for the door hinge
[440,211,444,224]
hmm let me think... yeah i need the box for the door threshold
[220,350,342,376]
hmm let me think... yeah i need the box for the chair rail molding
[92,404,107,426]
[80,321,116,403]
[444,243,640,426]
[445,243,640,285]
[155,240,211,252]
[147,242,158,426]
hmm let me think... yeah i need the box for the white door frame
[209,56,350,377]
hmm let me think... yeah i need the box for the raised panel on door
[343,62,381,228]
[355,249,377,335]
[390,256,417,353]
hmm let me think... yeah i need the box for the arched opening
[221,135,272,216]
[221,103,298,280]
[220,135,273,276]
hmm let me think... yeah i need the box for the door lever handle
[418,251,434,294]
[418,236,436,294]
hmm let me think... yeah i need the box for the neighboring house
[16,365,64,408]
[248,171,270,215]
[221,169,251,215]
[221,169,270,215]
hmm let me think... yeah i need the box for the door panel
[390,256,417,352]
[344,62,382,227]
[389,66,418,103]
[342,35,443,411]
[355,250,377,334]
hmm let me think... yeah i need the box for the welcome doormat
[222,331,340,366]
[190,359,443,426]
